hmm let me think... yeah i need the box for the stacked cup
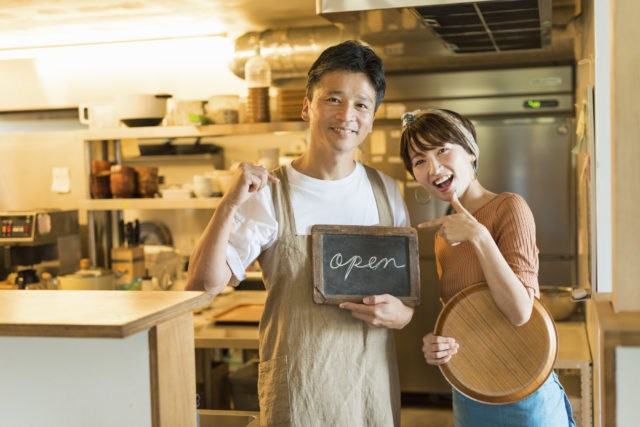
[90,160,114,198]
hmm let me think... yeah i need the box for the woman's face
[409,135,477,201]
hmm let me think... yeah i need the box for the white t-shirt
[226,162,409,281]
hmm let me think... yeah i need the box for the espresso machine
[0,210,81,287]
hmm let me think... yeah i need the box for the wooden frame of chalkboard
[311,225,420,306]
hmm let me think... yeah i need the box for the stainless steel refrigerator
[362,66,576,394]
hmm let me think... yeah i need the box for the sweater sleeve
[492,193,540,296]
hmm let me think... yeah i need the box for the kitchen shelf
[79,197,221,211]
[80,121,307,267]
[80,121,308,141]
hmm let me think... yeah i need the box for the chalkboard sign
[311,225,420,306]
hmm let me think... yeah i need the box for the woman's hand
[417,192,487,246]
[223,162,279,209]
[422,332,459,365]
[339,294,415,329]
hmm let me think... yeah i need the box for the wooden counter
[0,290,211,427]
[556,321,591,368]
[194,289,264,349]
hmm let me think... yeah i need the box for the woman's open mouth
[433,174,453,191]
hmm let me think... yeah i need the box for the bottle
[245,46,271,123]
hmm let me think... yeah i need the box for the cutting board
[435,283,557,404]
[210,303,264,324]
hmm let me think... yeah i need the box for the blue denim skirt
[452,371,576,427]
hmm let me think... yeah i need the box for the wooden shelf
[79,197,222,211]
[80,121,308,141]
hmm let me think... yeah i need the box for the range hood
[317,0,552,54]
[227,0,569,82]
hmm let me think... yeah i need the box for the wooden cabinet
[0,290,211,427]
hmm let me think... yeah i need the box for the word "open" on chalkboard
[329,253,406,280]
[311,224,420,306]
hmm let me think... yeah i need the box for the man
[187,40,413,426]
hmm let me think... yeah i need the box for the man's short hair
[306,40,386,111]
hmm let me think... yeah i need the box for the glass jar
[205,95,240,124]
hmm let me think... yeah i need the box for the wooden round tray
[434,283,557,404]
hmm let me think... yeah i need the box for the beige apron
[256,165,400,427]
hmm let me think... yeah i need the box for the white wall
[0,131,87,212]
[0,36,245,110]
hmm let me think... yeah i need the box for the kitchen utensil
[204,171,223,196]
[15,268,39,289]
[276,88,306,121]
[165,99,206,126]
[246,87,270,123]
[118,219,125,246]
[90,172,112,198]
[193,175,213,197]
[434,283,557,404]
[123,220,141,247]
[205,95,240,124]
[139,221,173,246]
[143,245,181,291]
[540,286,579,321]
[134,166,159,197]
[115,94,172,127]
[91,160,114,175]
[160,187,192,199]
[134,219,140,246]
[110,164,136,198]
[57,267,115,290]
[90,160,115,198]
[78,103,118,129]
[125,222,133,246]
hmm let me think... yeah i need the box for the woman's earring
[414,186,432,205]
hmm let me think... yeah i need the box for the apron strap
[363,164,394,226]
[270,165,298,237]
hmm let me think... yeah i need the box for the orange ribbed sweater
[435,192,540,304]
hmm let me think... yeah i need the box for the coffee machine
[0,210,81,286]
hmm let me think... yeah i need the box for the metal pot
[539,286,578,321]
[115,94,172,127]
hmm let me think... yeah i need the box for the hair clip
[401,109,422,131]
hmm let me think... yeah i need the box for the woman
[399,108,575,426]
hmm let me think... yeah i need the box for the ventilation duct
[228,25,354,82]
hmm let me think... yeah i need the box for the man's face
[302,70,377,157]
